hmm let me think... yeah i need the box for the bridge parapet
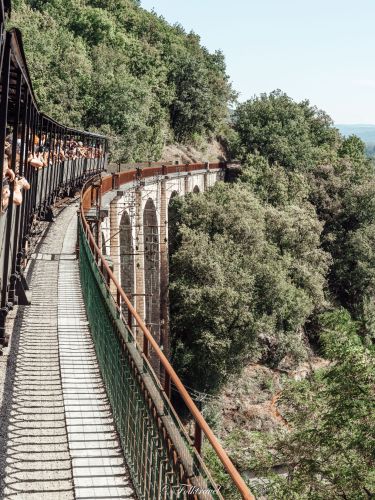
[80,171,254,499]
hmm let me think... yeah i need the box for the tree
[170,182,329,392]
[232,90,339,170]
[234,92,375,337]
[10,3,93,127]
[307,145,375,332]
[168,50,234,142]
[338,134,367,162]
[260,309,375,500]
[12,0,233,160]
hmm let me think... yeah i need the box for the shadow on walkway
[0,217,74,500]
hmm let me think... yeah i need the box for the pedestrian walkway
[0,203,135,500]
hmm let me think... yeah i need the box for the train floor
[0,203,135,500]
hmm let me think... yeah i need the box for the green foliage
[11,3,93,126]
[69,6,117,46]
[202,441,243,500]
[233,91,375,336]
[232,90,340,170]
[11,0,233,160]
[167,89,375,497]
[239,153,310,206]
[169,50,235,141]
[338,134,367,161]
[307,148,375,332]
[262,309,375,499]
[170,183,329,391]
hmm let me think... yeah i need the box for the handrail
[80,171,254,500]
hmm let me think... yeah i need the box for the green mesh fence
[78,221,224,500]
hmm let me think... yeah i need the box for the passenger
[2,181,10,212]
[28,151,44,169]
[3,143,16,182]
[41,149,49,167]
[13,176,31,206]
[13,181,22,206]
[3,128,104,211]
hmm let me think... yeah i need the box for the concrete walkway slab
[0,203,135,500]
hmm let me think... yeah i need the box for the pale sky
[141,0,375,124]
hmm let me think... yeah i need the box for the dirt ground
[160,139,227,164]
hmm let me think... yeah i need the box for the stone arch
[193,185,200,193]
[119,210,134,305]
[143,198,160,346]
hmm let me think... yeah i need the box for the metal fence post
[8,71,23,303]
[0,32,12,347]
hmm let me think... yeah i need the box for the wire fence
[79,219,225,499]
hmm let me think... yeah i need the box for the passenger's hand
[5,168,15,182]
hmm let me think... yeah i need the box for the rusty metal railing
[80,172,254,499]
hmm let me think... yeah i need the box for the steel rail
[80,173,254,500]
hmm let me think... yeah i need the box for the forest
[12,1,375,498]
[11,0,234,161]
[170,91,375,498]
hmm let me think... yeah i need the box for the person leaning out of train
[77,141,87,158]
[59,148,66,161]
[13,176,31,206]
[2,154,12,213]
[3,145,15,181]
[2,143,31,212]
[27,147,45,168]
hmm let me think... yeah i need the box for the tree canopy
[11,0,234,161]
[169,92,375,499]
[232,90,339,170]
[258,310,375,499]
[170,180,329,392]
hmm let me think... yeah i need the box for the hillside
[336,123,375,156]
[169,91,375,497]
[11,0,234,162]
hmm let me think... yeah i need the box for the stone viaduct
[97,163,225,369]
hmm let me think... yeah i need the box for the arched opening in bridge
[168,191,179,258]
[101,232,107,255]
[193,185,200,193]
[159,190,180,363]
[119,211,134,306]
[143,198,160,355]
